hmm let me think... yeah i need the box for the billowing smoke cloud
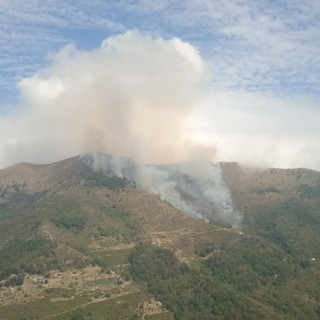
[0,31,241,226]
[1,30,319,224]
[81,152,242,227]
[0,31,205,166]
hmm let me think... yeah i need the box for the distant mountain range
[0,153,319,319]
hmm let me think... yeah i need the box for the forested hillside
[0,156,319,319]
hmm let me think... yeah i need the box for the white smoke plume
[0,31,241,226]
[81,152,242,227]
[0,31,204,167]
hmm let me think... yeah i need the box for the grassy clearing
[90,248,133,268]
[145,313,174,320]
[82,278,116,289]
[48,292,149,320]
[0,295,88,320]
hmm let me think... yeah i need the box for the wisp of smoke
[0,30,241,226]
[81,152,242,227]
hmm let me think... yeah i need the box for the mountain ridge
[0,154,320,319]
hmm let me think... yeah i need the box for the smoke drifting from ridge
[0,31,241,226]
[81,152,242,227]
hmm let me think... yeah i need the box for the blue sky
[0,0,320,169]
[1,0,319,104]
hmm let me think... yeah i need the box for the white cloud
[1,0,319,98]
[0,0,124,102]
[157,0,320,92]
[195,89,320,169]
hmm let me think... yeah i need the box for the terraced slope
[0,156,319,319]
